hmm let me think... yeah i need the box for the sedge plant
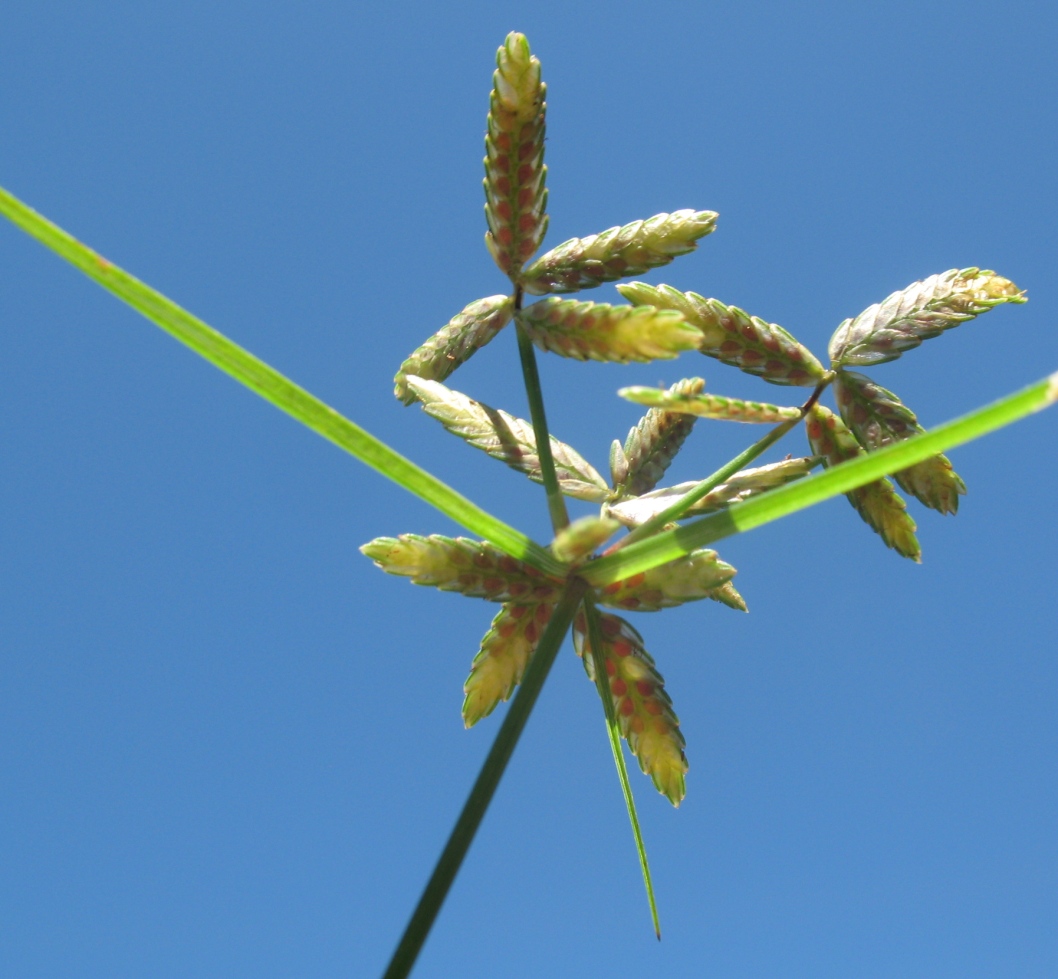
[1,31,1055,979]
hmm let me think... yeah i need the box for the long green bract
[585,372,1058,585]
[0,185,564,579]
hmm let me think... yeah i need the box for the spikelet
[616,377,703,497]
[406,377,610,502]
[597,548,736,611]
[360,534,565,601]
[484,33,548,277]
[805,405,920,561]
[833,371,966,514]
[550,515,620,564]
[617,282,826,386]
[828,268,1027,368]
[707,581,748,612]
[607,457,819,526]
[573,610,687,805]
[520,210,718,295]
[394,295,514,404]
[619,384,802,424]
[463,602,553,727]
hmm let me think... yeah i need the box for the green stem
[382,578,588,979]
[583,599,660,939]
[514,289,569,533]
[0,185,565,579]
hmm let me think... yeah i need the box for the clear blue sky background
[2,2,1056,976]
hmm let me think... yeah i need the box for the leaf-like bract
[520,210,717,295]
[597,548,736,610]
[463,602,554,727]
[828,267,1026,368]
[517,298,700,363]
[805,405,920,560]
[616,282,826,386]
[394,295,514,404]
[360,534,565,601]
[406,377,609,502]
[834,371,966,514]
[574,610,687,805]
[484,33,548,276]
[619,384,802,424]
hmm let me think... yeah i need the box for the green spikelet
[483,32,548,277]
[394,295,514,404]
[616,282,827,386]
[463,602,554,727]
[619,383,803,423]
[833,370,966,514]
[608,457,819,527]
[617,377,703,497]
[405,377,610,502]
[520,210,718,295]
[805,406,921,561]
[550,515,620,564]
[517,298,701,363]
[707,581,748,612]
[573,610,687,805]
[360,534,566,601]
[828,268,1027,368]
[597,548,736,611]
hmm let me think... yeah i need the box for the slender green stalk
[0,186,565,579]
[383,578,588,979]
[514,297,570,532]
[583,599,660,939]
[585,371,1058,585]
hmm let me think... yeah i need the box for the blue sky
[2,2,1056,976]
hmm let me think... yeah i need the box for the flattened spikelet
[805,405,920,560]
[484,33,548,276]
[463,602,553,727]
[517,298,700,363]
[550,515,620,563]
[597,548,736,611]
[834,371,966,514]
[406,377,610,502]
[617,282,826,386]
[828,267,1027,368]
[394,295,514,404]
[574,610,687,805]
[360,534,565,601]
[619,384,802,424]
[521,210,717,295]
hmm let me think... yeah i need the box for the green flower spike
[616,281,827,386]
[828,268,1027,369]
[520,209,718,295]
[612,378,704,497]
[833,371,965,514]
[484,32,548,277]
[805,405,921,561]
[394,295,514,405]
[619,383,803,424]
[574,610,688,806]
[516,298,701,363]
[405,377,610,502]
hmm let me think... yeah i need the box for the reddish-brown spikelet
[517,298,700,363]
[394,295,514,404]
[463,602,554,727]
[483,33,548,277]
[834,371,966,514]
[805,405,921,561]
[617,282,827,386]
[360,534,565,601]
[597,548,736,610]
[573,610,687,805]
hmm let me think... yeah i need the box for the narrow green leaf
[0,185,565,579]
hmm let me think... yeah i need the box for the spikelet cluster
[574,610,687,805]
[521,210,718,295]
[484,33,548,277]
[517,298,702,363]
[805,406,920,561]
[829,268,1026,368]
